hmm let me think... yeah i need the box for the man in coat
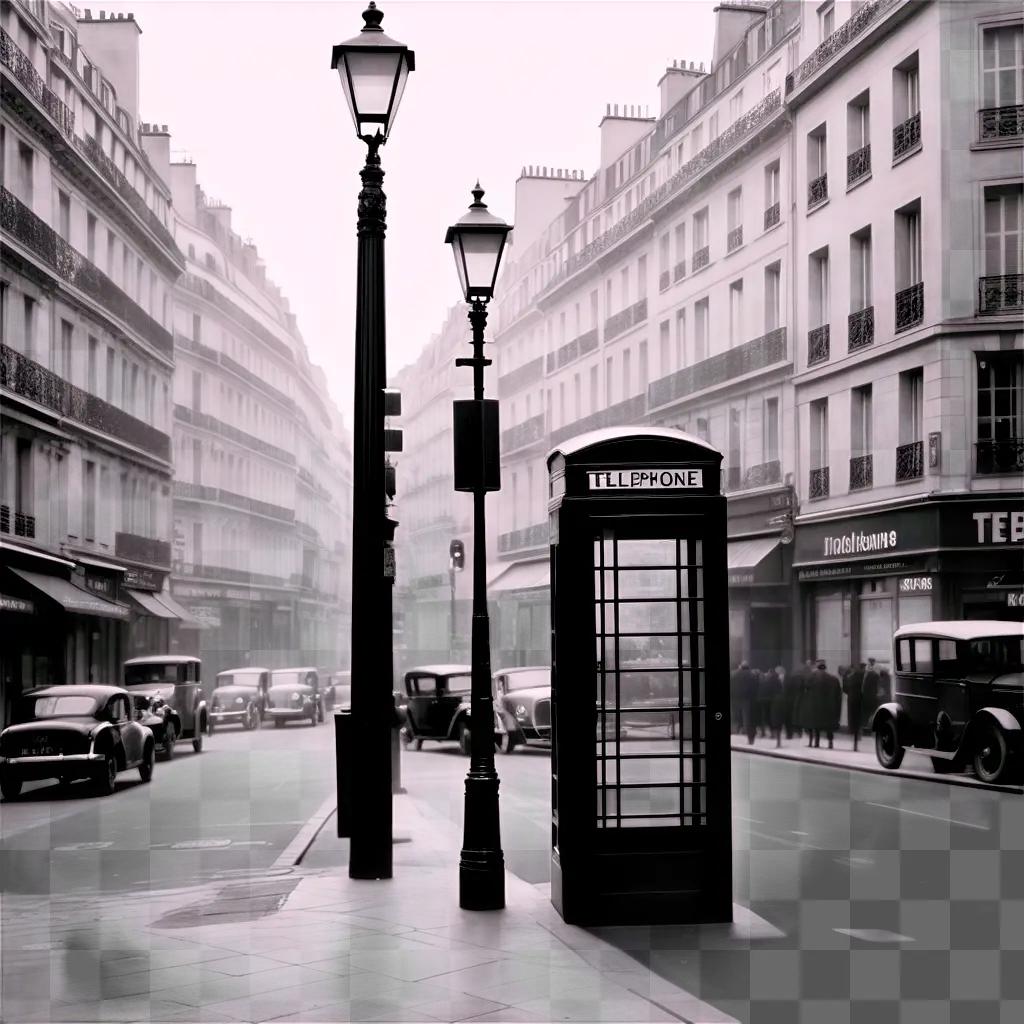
[810,660,842,749]
[786,659,811,739]
[730,661,759,744]
[862,658,881,724]
[843,662,866,750]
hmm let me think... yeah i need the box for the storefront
[490,558,550,669]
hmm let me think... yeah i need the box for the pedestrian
[755,669,773,738]
[799,660,819,745]
[784,660,805,739]
[813,660,842,749]
[761,665,785,747]
[843,661,866,751]
[730,661,758,744]
[877,666,892,705]
[862,658,881,723]
[730,665,743,734]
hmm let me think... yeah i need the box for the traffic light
[383,388,402,454]
[449,538,465,572]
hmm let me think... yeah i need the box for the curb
[272,794,338,869]
[731,743,1024,794]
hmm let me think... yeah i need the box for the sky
[104,0,716,424]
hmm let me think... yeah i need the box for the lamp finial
[362,2,383,31]
[470,183,486,208]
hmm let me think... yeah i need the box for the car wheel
[192,726,204,754]
[0,771,22,801]
[973,721,1014,785]
[497,733,517,754]
[95,754,117,796]
[874,718,904,769]
[162,722,176,760]
[458,720,472,757]
[274,718,285,729]
[139,743,155,783]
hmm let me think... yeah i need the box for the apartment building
[1,2,187,726]
[787,0,1023,671]
[163,152,352,682]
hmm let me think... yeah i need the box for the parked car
[399,664,476,754]
[493,667,551,753]
[330,670,351,711]
[872,620,1024,784]
[210,667,269,731]
[320,670,339,714]
[0,685,155,799]
[130,693,178,760]
[265,667,322,727]
[123,655,208,753]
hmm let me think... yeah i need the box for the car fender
[871,702,909,741]
[447,701,472,738]
[92,723,126,770]
[963,707,1023,753]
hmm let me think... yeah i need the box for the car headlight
[234,696,244,705]
[291,692,302,706]
[515,704,528,720]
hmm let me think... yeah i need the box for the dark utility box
[453,399,500,492]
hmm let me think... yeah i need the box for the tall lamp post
[446,185,513,910]
[331,2,414,881]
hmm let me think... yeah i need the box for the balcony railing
[115,532,171,568]
[849,454,873,491]
[173,481,295,522]
[673,260,686,282]
[1,189,174,359]
[603,298,648,342]
[978,274,1023,315]
[0,504,36,539]
[764,203,780,230]
[786,0,900,93]
[809,467,830,499]
[979,105,1024,142]
[498,521,549,555]
[727,226,743,252]
[807,325,830,366]
[1,344,171,461]
[178,562,288,588]
[893,111,921,159]
[550,393,647,447]
[649,327,787,410]
[808,173,828,208]
[848,307,874,351]
[847,144,871,185]
[0,28,75,138]
[174,404,295,465]
[498,355,544,398]
[742,460,782,489]
[659,269,671,291]
[976,438,1024,475]
[895,440,924,481]
[502,413,547,454]
[895,281,924,332]
[692,245,710,272]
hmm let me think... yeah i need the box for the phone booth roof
[547,426,720,464]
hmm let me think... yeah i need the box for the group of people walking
[730,658,892,750]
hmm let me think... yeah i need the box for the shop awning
[154,591,205,627]
[727,536,782,585]
[127,589,178,619]
[10,568,130,620]
[0,540,76,568]
[489,559,550,593]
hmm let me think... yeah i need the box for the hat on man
[816,660,827,670]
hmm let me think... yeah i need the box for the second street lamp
[446,184,513,911]
[331,1,414,881]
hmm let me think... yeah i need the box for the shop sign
[970,510,1024,545]
[0,593,34,614]
[794,507,938,569]
[939,501,1024,548]
[1008,592,1024,609]
[899,576,933,593]
[82,573,114,598]
[124,568,162,591]
[173,585,263,602]
[187,605,221,629]
[587,468,703,490]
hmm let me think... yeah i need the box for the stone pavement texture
[1,787,744,1024]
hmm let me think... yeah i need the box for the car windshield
[503,669,550,691]
[16,695,99,721]
[271,671,312,688]
[965,636,1023,673]
[217,672,260,689]
[125,664,180,685]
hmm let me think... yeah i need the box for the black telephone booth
[548,427,733,926]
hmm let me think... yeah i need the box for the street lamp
[331,2,414,881]
[446,184,512,910]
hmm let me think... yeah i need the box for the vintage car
[873,621,1024,784]
[329,670,351,711]
[123,655,208,753]
[493,667,551,753]
[130,693,178,760]
[399,664,476,754]
[0,685,155,799]
[210,667,269,731]
[265,667,322,727]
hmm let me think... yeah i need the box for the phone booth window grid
[594,534,708,828]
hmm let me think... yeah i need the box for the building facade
[1,1,187,728]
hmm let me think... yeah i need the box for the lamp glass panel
[458,232,503,294]
[450,240,470,300]
[346,49,402,123]
[386,61,410,135]
[336,58,359,133]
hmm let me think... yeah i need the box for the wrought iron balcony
[895,440,924,481]
[847,144,871,185]
[976,438,1024,475]
[498,355,544,398]
[603,298,648,342]
[979,105,1024,142]
[502,413,547,454]
[1,188,173,359]
[649,327,787,410]
[172,480,295,522]
[848,306,874,351]
[550,393,647,447]
[809,467,830,499]
[808,173,828,208]
[692,245,710,272]
[0,28,75,138]
[807,324,830,366]
[849,454,873,491]
[174,404,295,465]
[179,562,287,588]
[764,203,780,230]
[497,521,549,555]
[115,532,171,568]
[659,270,671,292]
[727,226,743,252]
[895,281,924,332]
[893,111,921,159]
[673,260,686,282]
[978,274,1023,315]
[1,344,171,461]
[0,504,35,539]
[742,460,782,489]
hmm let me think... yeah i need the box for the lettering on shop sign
[0,594,34,613]
[83,575,113,597]
[973,511,1024,544]
[823,529,898,558]
[899,576,933,592]
[1008,592,1024,609]
[587,468,703,490]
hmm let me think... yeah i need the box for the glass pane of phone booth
[594,532,707,828]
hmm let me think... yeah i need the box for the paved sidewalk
[1,788,747,1024]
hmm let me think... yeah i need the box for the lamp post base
[459,774,505,910]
